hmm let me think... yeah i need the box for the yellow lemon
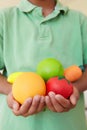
[7,72,23,84]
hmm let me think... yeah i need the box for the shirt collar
[55,2,68,14]
[18,0,36,12]
[18,0,68,14]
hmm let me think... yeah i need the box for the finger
[19,98,32,115]
[48,92,64,112]
[20,98,32,114]
[70,87,80,106]
[62,108,70,112]
[12,102,20,111]
[36,96,45,112]
[7,92,20,111]
[13,98,32,116]
[22,96,41,117]
[45,96,56,112]
[69,95,78,108]
[28,95,41,115]
[7,92,14,108]
[55,95,71,109]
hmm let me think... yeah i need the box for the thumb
[70,94,77,106]
[70,87,80,106]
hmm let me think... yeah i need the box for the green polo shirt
[0,0,87,130]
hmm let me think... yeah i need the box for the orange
[12,72,46,104]
[64,65,82,82]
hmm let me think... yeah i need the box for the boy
[0,0,87,129]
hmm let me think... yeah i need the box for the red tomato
[46,77,73,98]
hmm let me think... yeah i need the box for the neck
[28,0,56,16]
[28,0,56,9]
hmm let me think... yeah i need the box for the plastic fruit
[37,58,64,81]
[46,76,73,98]
[64,65,83,82]
[12,72,46,104]
[7,72,23,84]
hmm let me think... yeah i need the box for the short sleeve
[80,14,87,64]
[0,12,4,70]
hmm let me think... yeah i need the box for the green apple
[36,58,64,81]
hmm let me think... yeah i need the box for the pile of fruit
[7,58,84,104]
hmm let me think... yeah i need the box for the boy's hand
[7,91,45,117]
[45,87,80,112]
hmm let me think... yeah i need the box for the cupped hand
[7,91,45,117]
[45,86,80,112]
